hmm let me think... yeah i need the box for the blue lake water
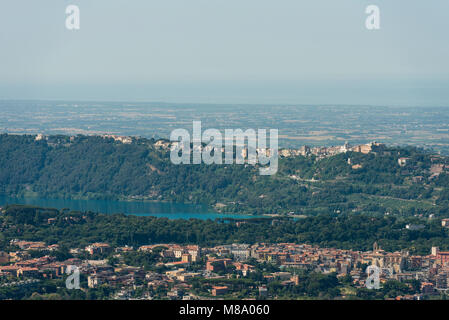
[0,195,260,220]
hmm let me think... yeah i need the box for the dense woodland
[1,205,449,255]
[0,134,449,217]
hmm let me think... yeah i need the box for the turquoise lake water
[0,195,260,220]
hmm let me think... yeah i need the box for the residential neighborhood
[2,237,449,300]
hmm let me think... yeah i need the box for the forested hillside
[1,134,449,216]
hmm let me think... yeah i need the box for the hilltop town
[36,132,382,159]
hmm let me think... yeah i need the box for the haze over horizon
[0,0,448,106]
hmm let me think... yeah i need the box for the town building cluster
[157,138,385,161]
[279,142,385,159]
[2,236,449,300]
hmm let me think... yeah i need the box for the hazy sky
[0,0,448,105]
